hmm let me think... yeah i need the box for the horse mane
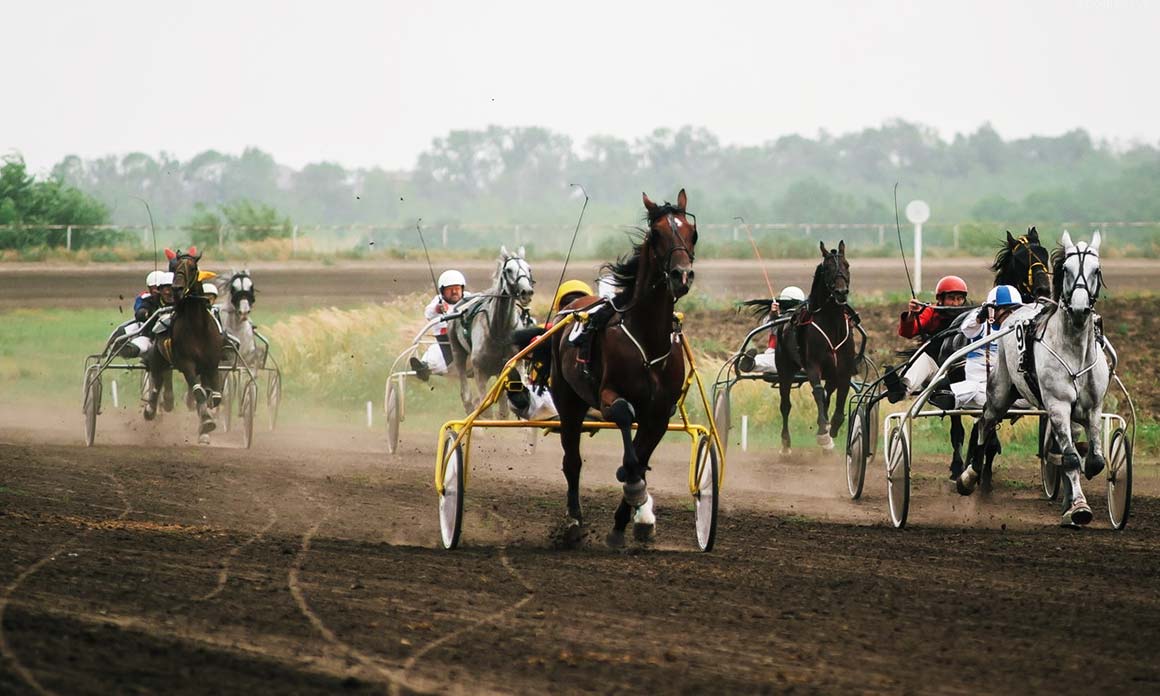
[599,202,687,300]
[991,236,1015,274]
[807,255,830,307]
[1050,244,1067,302]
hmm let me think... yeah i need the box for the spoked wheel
[1107,427,1132,530]
[266,370,281,431]
[386,382,401,455]
[693,433,720,552]
[845,406,868,499]
[240,379,257,449]
[220,371,236,433]
[439,429,466,550]
[82,366,102,447]
[867,400,881,463]
[712,387,731,455]
[886,425,911,528]
[1039,418,1061,500]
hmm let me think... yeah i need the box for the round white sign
[905,200,930,224]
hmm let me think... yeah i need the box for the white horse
[448,246,535,414]
[958,231,1109,526]
[218,270,265,367]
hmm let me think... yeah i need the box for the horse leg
[806,367,832,450]
[621,419,668,543]
[1081,408,1106,481]
[142,368,161,420]
[828,379,850,439]
[161,369,175,412]
[1045,401,1092,525]
[180,364,215,442]
[958,411,999,496]
[778,380,793,454]
[949,415,966,480]
[602,393,643,548]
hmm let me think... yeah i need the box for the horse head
[643,188,697,300]
[814,240,850,306]
[1054,231,1103,327]
[498,246,535,305]
[229,270,256,318]
[170,247,203,302]
[996,228,1051,300]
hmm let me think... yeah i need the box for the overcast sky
[5,0,1158,175]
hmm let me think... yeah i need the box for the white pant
[511,385,557,421]
[902,352,938,393]
[751,351,778,373]
[421,342,449,375]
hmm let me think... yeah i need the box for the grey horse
[957,231,1109,526]
[447,246,535,414]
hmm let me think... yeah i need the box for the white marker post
[741,415,749,452]
[111,380,119,408]
[366,401,373,428]
[905,200,930,295]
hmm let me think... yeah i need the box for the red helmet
[935,275,968,297]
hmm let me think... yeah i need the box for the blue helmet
[986,284,1023,308]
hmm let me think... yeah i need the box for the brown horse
[551,189,698,547]
[142,248,223,444]
[774,241,858,453]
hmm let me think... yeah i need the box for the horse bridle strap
[1015,236,1050,296]
[1062,247,1101,309]
[500,257,533,305]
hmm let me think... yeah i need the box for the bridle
[820,250,850,306]
[498,256,534,305]
[229,272,256,312]
[653,212,697,301]
[171,255,202,301]
[1012,236,1051,298]
[1061,246,1102,311]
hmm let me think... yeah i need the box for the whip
[893,183,916,299]
[734,216,774,298]
[545,183,589,323]
[415,218,440,297]
[133,197,158,272]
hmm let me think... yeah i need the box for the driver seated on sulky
[883,275,971,403]
[109,270,165,359]
[740,286,806,373]
[410,270,471,382]
[947,284,1027,410]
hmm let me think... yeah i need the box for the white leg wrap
[632,494,656,525]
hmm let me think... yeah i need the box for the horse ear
[1090,231,1102,252]
[1061,230,1074,249]
[676,188,687,210]
[1027,226,1039,242]
[642,192,657,212]
[838,240,846,255]
[164,248,176,260]
[517,246,525,259]
[1006,230,1016,246]
[819,241,828,256]
[500,245,510,258]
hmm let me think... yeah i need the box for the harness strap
[805,312,851,365]
[619,323,671,368]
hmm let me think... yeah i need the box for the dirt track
[2,403,1159,694]
[5,257,1160,309]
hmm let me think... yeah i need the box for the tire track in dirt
[391,509,536,696]
[0,471,132,696]
[190,475,279,603]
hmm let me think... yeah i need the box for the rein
[1013,236,1050,297]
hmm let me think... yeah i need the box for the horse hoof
[817,433,835,451]
[632,523,656,542]
[780,447,792,456]
[199,420,216,435]
[1062,501,1093,527]
[605,529,627,549]
[956,468,978,496]
[551,517,584,549]
[1084,455,1106,481]
[142,408,156,421]
[197,434,211,445]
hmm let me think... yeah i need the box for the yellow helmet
[553,280,593,311]
[197,270,218,281]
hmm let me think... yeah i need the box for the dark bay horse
[774,241,857,453]
[551,189,697,547]
[143,248,223,444]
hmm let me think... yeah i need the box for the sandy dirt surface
[6,257,1160,310]
[2,400,1159,695]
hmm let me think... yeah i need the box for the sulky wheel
[867,399,881,463]
[386,382,401,455]
[266,370,282,431]
[439,429,466,550]
[712,387,731,455]
[693,433,720,552]
[241,379,257,449]
[220,371,236,433]
[1039,417,1061,500]
[82,366,102,447]
[1107,427,1132,530]
[845,406,868,500]
[886,425,910,528]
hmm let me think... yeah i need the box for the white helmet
[438,269,466,290]
[986,284,1023,308]
[202,282,219,297]
[145,270,164,287]
[777,286,807,302]
[158,272,175,286]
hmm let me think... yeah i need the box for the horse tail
[739,298,776,318]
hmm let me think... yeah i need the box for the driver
[110,270,164,359]
[410,269,469,381]
[949,284,1025,409]
[743,286,806,373]
[884,275,970,403]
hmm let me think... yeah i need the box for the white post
[366,400,373,428]
[913,222,923,294]
[741,415,749,452]
[514,224,521,246]
[143,226,149,246]
[66,225,73,251]
[953,223,960,251]
[291,225,298,255]
[442,224,448,248]
[111,380,119,408]
[878,224,884,246]
[733,225,739,241]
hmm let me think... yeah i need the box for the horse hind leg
[949,415,966,480]
[142,371,160,420]
[1081,410,1106,481]
[811,383,833,451]
[778,380,793,454]
[604,397,644,548]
